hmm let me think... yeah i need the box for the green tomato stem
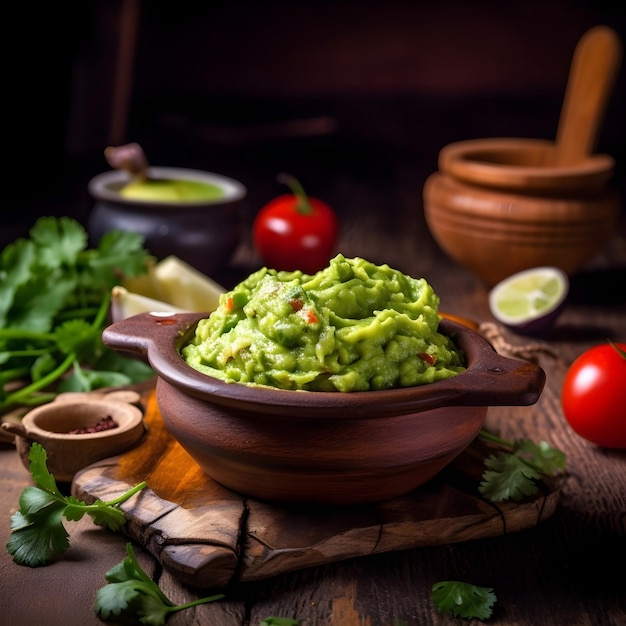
[277,173,313,215]
[608,338,626,359]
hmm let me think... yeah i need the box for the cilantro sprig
[478,430,566,502]
[94,543,225,625]
[94,545,303,626]
[7,442,146,567]
[432,580,497,620]
[0,216,154,411]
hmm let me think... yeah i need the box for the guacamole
[119,178,225,202]
[182,255,466,391]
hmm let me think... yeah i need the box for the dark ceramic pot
[102,312,545,505]
[88,167,247,278]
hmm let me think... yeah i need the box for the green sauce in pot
[119,178,225,202]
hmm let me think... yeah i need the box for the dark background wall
[4,0,625,248]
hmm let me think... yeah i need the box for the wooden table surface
[1,176,625,625]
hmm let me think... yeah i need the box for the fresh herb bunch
[7,442,147,567]
[478,430,566,502]
[432,580,497,620]
[0,216,155,411]
[94,542,225,625]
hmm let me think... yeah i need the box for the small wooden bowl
[102,311,546,506]
[2,391,146,482]
[423,138,621,286]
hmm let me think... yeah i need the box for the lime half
[489,267,569,334]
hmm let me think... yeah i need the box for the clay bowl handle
[102,311,202,362]
[102,311,223,396]
[103,314,545,414]
[437,320,545,408]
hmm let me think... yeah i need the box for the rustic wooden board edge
[74,460,244,589]
[74,457,561,590]
[72,387,563,590]
[238,483,561,582]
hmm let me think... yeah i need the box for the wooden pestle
[554,25,622,167]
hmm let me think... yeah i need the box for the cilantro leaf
[514,438,566,475]
[6,443,146,567]
[479,453,541,502]
[93,229,153,278]
[93,348,156,382]
[432,580,497,620]
[94,543,225,625]
[0,238,36,324]
[7,506,69,567]
[30,216,87,270]
[6,273,76,332]
[29,438,61,493]
[17,485,68,517]
[54,319,101,357]
[478,430,566,502]
[95,579,173,626]
[56,357,149,395]
[57,366,133,394]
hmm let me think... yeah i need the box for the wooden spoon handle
[104,142,149,179]
[555,26,622,166]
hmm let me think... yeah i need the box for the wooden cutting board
[72,386,560,590]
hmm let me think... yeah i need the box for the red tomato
[561,341,626,448]
[253,174,338,274]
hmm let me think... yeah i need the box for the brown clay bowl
[102,312,545,506]
[423,138,621,286]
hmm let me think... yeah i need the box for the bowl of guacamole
[102,256,546,506]
[183,255,466,391]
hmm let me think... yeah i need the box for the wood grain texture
[72,386,560,589]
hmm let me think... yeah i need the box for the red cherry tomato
[561,341,626,448]
[253,174,338,274]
